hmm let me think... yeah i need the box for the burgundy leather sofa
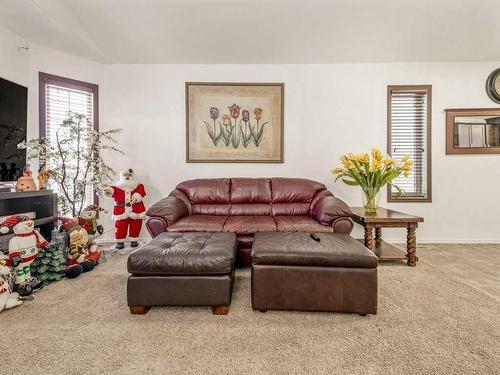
[145,178,353,266]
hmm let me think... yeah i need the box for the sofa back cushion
[174,177,330,217]
[228,178,272,215]
[176,178,230,216]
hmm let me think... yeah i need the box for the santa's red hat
[0,214,31,234]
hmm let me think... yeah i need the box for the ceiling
[1,0,499,64]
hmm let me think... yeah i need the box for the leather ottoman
[251,232,378,315]
[127,232,237,315]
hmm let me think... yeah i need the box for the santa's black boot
[29,277,44,292]
[115,242,125,250]
[130,241,139,247]
[65,264,83,279]
[81,260,95,273]
[15,282,32,297]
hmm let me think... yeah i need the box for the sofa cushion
[230,178,272,203]
[192,204,230,215]
[274,216,333,233]
[176,178,230,204]
[252,232,378,268]
[271,178,327,203]
[229,203,271,216]
[223,216,276,235]
[127,232,236,276]
[272,203,310,216]
[168,215,228,232]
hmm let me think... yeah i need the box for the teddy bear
[59,218,102,279]
[0,253,23,311]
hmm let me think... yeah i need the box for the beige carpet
[1,244,499,375]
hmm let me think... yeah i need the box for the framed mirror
[446,108,500,154]
[486,68,500,104]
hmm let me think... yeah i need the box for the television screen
[0,77,28,182]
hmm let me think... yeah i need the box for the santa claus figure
[0,215,48,297]
[103,168,146,249]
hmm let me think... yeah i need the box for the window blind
[44,83,95,209]
[388,86,431,201]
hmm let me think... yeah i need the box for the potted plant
[18,113,123,217]
[332,148,413,214]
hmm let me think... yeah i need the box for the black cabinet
[0,190,57,240]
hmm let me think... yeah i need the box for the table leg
[364,224,374,250]
[407,224,417,267]
[375,228,382,248]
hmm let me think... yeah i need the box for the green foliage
[31,243,66,286]
[19,113,123,217]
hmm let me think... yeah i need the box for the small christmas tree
[31,242,66,285]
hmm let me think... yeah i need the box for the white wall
[0,25,30,86]
[2,24,499,243]
[100,62,500,243]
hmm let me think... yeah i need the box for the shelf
[0,190,55,200]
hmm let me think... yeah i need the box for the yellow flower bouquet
[332,148,413,213]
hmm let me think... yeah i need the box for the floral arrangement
[203,104,267,148]
[332,148,413,213]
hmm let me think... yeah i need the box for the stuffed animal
[0,215,47,297]
[77,205,105,242]
[0,254,22,312]
[59,218,101,279]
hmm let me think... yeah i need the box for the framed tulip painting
[185,82,284,163]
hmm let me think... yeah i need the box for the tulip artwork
[202,104,268,149]
[186,82,283,163]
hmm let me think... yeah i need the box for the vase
[361,189,380,214]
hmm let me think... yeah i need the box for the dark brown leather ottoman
[127,232,237,315]
[251,232,378,315]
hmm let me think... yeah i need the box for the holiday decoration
[77,205,106,242]
[15,163,37,192]
[0,253,22,312]
[37,166,49,190]
[30,242,66,286]
[0,214,48,297]
[18,113,123,217]
[23,163,32,177]
[59,218,101,279]
[103,168,146,249]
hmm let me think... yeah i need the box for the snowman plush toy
[0,215,48,297]
[0,253,22,312]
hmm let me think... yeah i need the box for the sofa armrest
[146,197,189,226]
[310,196,353,234]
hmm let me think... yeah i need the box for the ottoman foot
[212,305,229,315]
[259,310,267,313]
[130,306,150,315]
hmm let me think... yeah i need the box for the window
[387,85,431,202]
[39,72,99,210]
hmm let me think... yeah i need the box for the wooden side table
[350,207,424,267]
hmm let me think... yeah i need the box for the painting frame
[185,82,284,163]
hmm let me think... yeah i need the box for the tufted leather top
[252,232,378,268]
[127,232,237,276]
